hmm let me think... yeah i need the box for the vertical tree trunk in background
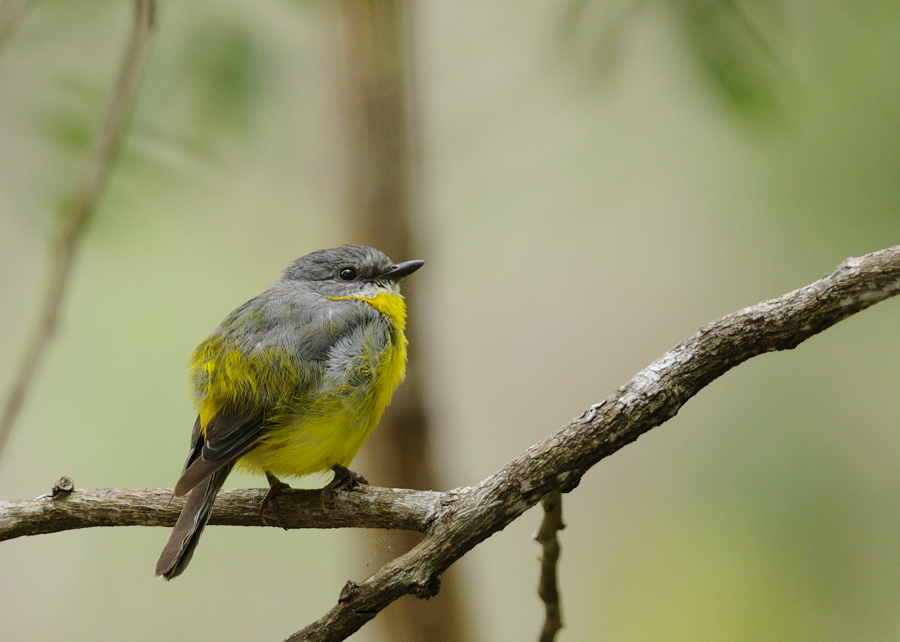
[334,1,470,640]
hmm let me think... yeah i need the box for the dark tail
[155,463,233,580]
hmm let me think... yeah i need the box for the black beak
[381,259,424,280]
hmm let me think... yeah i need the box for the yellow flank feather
[194,291,409,478]
[190,342,304,435]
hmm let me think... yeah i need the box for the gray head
[280,245,424,298]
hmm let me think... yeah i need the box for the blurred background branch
[0,0,156,461]
[0,0,34,49]
[334,0,470,639]
[536,491,564,642]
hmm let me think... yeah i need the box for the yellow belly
[234,402,385,478]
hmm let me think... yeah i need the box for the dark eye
[339,267,358,281]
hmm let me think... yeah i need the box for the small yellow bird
[156,245,423,579]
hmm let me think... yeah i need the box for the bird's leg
[327,464,369,489]
[260,471,291,527]
[320,464,369,510]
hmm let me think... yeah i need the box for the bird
[155,244,424,579]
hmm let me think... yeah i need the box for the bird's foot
[320,465,368,510]
[260,471,291,527]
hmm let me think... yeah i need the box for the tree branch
[285,246,900,641]
[2,247,899,641]
[0,479,439,541]
[0,0,156,460]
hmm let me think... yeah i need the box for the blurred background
[1,1,900,640]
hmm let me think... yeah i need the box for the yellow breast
[338,291,409,405]
[337,292,408,331]
[234,291,409,478]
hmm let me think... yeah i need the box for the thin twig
[0,0,156,460]
[535,491,564,642]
